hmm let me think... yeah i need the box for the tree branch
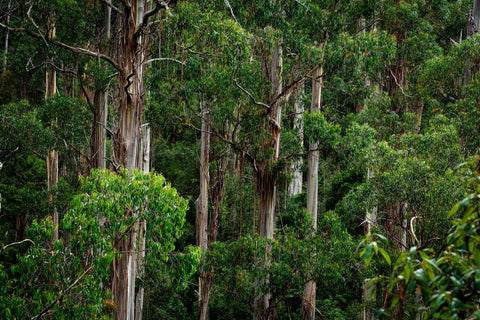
[234,78,271,110]
[144,57,185,66]
[0,238,34,254]
[32,266,94,320]
[0,23,121,71]
[100,0,121,14]
[270,66,319,107]
[223,0,240,26]
[134,0,170,41]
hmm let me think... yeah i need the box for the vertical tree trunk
[112,2,150,319]
[45,22,59,243]
[288,85,304,196]
[134,124,150,320]
[363,168,377,320]
[91,0,111,170]
[302,66,322,320]
[254,40,282,320]
[47,150,59,242]
[197,103,211,320]
[474,0,480,32]
[3,0,11,71]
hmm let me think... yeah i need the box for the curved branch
[144,57,185,66]
[134,0,170,41]
[1,238,34,254]
[234,78,271,110]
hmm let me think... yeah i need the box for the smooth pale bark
[134,124,150,320]
[197,104,211,320]
[45,23,59,243]
[91,0,111,170]
[288,86,304,196]
[254,40,282,320]
[3,0,11,71]
[302,67,322,320]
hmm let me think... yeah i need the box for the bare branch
[144,57,185,66]
[234,78,271,110]
[0,23,121,71]
[223,0,240,26]
[27,2,48,46]
[389,69,413,98]
[270,65,319,107]
[1,238,34,253]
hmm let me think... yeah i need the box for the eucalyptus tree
[0,1,177,319]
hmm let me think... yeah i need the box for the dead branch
[234,78,271,110]
[0,238,34,254]
[144,57,185,66]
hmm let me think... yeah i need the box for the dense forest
[2,0,480,319]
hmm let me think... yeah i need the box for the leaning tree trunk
[197,103,211,320]
[302,66,322,320]
[254,40,282,320]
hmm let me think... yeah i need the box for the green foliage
[0,169,193,319]
[204,211,361,319]
[363,157,480,319]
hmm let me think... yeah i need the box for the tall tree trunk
[45,22,59,243]
[473,0,480,32]
[302,66,322,320]
[134,124,150,320]
[197,103,211,320]
[288,85,304,196]
[3,0,11,71]
[254,40,282,320]
[112,2,150,319]
[91,0,111,170]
